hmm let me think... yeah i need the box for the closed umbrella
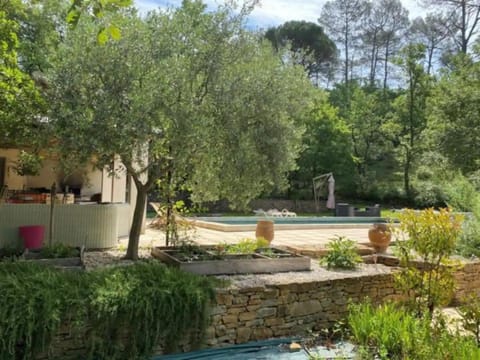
[326,175,335,209]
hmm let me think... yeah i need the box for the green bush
[411,181,446,208]
[459,292,480,346]
[348,301,423,359]
[443,172,480,213]
[0,261,216,360]
[321,236,362,270]
[223,237,269,254]
[394,208,462,316]
[456,216,480,258]
[348,301,480,360]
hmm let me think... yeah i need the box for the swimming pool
[189,216,390,232]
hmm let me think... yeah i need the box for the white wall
[0,149,27,190]
[98,158,127,203]
[1,147,144,233]
[82,168,103,199]
[26,158,58,190]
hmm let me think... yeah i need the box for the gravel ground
[83,247,393,289]
[83,248,153,270]
[217,261,393,289]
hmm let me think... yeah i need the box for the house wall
[81,168,102,199]
[25,158,59,190]
[1,148,143,236]
[0,149,27,190]
[0,203,126,248]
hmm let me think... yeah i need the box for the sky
[134,0,427,29]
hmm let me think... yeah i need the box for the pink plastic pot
[19,225,45,250]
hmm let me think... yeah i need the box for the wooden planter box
[151,246,311,275]
[23,246,85,270]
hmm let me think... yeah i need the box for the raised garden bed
[23,246,85,270]
[151,246,311,275]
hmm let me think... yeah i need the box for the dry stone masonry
[37,260,480,358]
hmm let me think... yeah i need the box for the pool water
[193,216,386,225]
[189,216,391,232]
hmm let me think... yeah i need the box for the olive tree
[49,1,313,259]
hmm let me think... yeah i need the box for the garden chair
[253,208,267,216]
[281,208,297,217]
[266,208,283,217]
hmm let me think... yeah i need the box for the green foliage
[13,150,43,176]
[215,237,269,255]
[429,53,480,174]
[456,217,480,258]
[321,236,362,270]
[49,1,312,259]
[394,208,463,316]
[387,43,431,198]
[0,6,46,147]
[264,20,337,77]
[348,301,423,359]
[348,301,480,360]
[0,246,23,261]
[411,180,446,208]
[443,172,480,213]
[66,0,132,44]
[345,86,397,196]
[459,293,480,346]
[0,261,216,359]
[38,243,80,259]
[290,91,356,197]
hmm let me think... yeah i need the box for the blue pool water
[193,216,387,225]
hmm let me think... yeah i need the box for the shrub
[443,172,480,213]
[394,208,463,316]
[0,261,216,360]
[348,301,480,360]
[411,180,446,208]
[348,301,424,359]
[456,216,480,258]
[321,236,362,270]
[459,293,480,346]
[216,237,269,255]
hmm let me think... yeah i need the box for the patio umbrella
[326,175,335,209]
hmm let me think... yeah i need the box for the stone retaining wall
[38,261,480,358]
[205,271,400,347]
[453,261,480,303]
[365,254,480,305]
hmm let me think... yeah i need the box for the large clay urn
[368,223,392,253]
[255,220,274,244]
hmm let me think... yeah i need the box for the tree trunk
[427,46,434,75]
[125,184,147,260]
[404,150,411,198]
[383,39,390,89]
[461,0,467,53]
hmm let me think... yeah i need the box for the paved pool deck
[136,222,387,257]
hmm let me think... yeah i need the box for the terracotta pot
[255,220,274,244]
[368,223,392,253]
